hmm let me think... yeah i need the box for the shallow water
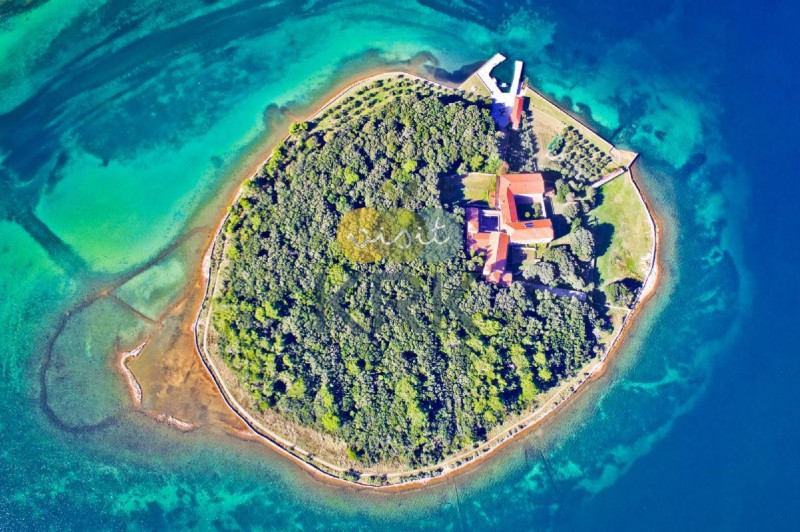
[1,0,798,529]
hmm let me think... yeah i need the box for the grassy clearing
[441,172,496,205]
[527,106,564,163]
[458,72,492,98]
[463,172,496,203]
[589,172,654,287]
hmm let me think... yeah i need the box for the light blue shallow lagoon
[1,1,798,529]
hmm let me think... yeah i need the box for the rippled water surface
[1,1,798,529]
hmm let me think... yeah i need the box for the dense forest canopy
[211,78,605,468]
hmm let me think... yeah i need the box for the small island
[195,55,657,488]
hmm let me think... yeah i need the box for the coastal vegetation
[207,78,610,469]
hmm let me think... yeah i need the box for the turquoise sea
[1,0,798,529]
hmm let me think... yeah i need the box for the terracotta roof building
[464,172,554,286]
[510,96,525,130]
[465,207,480,235]
[483,230,509,277]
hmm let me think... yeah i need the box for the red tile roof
[487,270,502,284]
[467,231,491,253]
[465,207,480,234]
[505,218,554,243]
[486,269,513,286]
[497,186,517,229]
[510,96,524,130]
[482,231,509,278]
[495,173,553,243]
[498,173,546,199]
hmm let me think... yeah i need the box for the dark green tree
[571,227,595,261]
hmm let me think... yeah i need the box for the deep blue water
[581,4,800,528]
[1,0,798,529]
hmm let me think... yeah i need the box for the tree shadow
[592,288,610,307]
[439,174,466,205]
[540,169,563,189]
[593,222,615,258]
[592,185,606,208]
[437,93,469,106]
[551,211,571,238]
[514,196,538,220]
[619,276,643,293]
[505,112,539,172]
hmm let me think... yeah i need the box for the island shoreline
[186,69,663,491]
